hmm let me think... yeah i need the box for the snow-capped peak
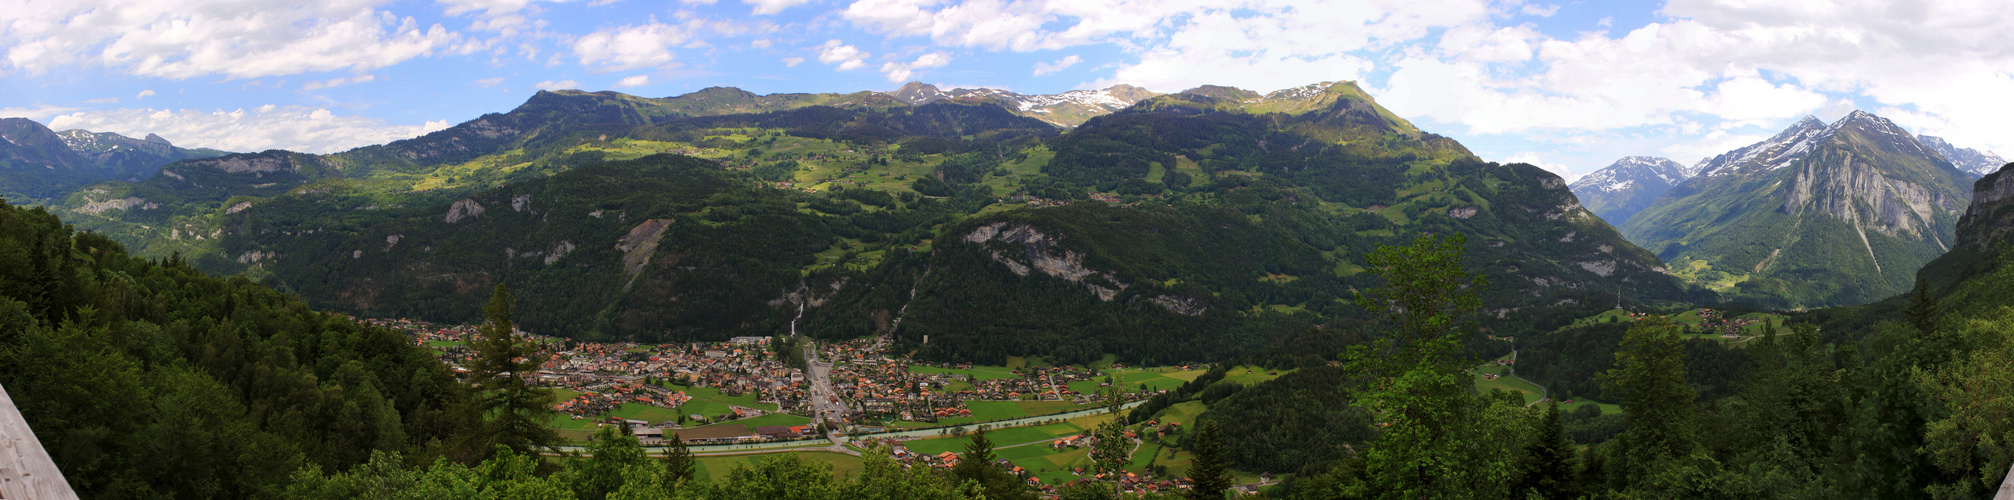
[1572,156,1689,194]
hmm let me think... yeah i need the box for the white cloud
[474,77,506,87]
[1661,131,1771,167]
[573,22,697,72]
[534,79,579,90]
[45,106,451,154]
[3,2,459,79]
[745,0,813,15]
[1032,55,1081,76]
[782,56,805,67]
[302,74,378,90]
[1502,152,1578,182]
[0,105,83,121]
[880,51,951,82]
[841,0,1493,93]
[616,75,650,87]
[86,98,119,104]
[1382,0,2014,159]
[136,90,157,99]
[437,0,538,17]
[1520,3,1559,17]
[818,40,869,71]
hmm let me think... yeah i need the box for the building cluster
[811,340,1133,425]
[367,319,812,435]
[1693,308,1758,337]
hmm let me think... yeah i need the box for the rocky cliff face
[1954,164,2014,252]
[1780,116,1966,243]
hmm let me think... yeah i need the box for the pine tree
[1186,420,1231,500]
[1513,403,1578,499]
[953,428,1032,499]
[662,432,696,491]
[1903,276,1940,336]
[1598,316,1697,481]
[467,284,560,459]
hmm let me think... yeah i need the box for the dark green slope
[1623,111,1974,308]
[0,118,117,201]
[0,199,473,497]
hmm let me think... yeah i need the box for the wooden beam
[0,381,80,500]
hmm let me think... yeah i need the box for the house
[756,425,801,439]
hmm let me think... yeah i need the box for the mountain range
[1621,111,1978,307]
[0,118,230,202]
[4,80,1700,365]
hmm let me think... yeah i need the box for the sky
[3,0,2010,182]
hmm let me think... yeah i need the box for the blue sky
[3,0,2009,181]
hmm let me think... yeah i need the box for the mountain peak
[1570,156,1691,225]
[1920,135,2009,176]
[890,82,948,105]
[1176,85,1262,102]
[143,133,171,146]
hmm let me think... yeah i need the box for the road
[799,335,856,454]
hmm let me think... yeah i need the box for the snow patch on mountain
[1920,135,2009,176]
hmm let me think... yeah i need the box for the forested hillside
[0,200,473,497]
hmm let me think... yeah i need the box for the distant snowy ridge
[1920,135,2008,176]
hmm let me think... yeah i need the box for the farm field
[1218,365,1294,386]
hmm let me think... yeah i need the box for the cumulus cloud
[573,22,697,72]
[818,40,869,71]
[1379,0,2014,156]
[782,56,805,67]
[534,80,579,90]
[1519,3,1559,17]
[616,75,650,87]
[1502,152,1579,182]
[474,77,506,87]
[880,51,951,82]
[842,0,1493,92]
[2,1,459,79]
[45,106,451,154]
[1032,55,1080,76]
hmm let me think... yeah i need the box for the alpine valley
[10,81,1698,365]
[10,73,2014,500]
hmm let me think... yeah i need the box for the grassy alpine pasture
[1473,365,1545,405]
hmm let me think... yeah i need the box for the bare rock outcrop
[964,222,1129,301]
[617,219,676,276]
[445,199,486,223]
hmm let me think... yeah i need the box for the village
[362,318,1154,444]
[350,317,1225,496]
